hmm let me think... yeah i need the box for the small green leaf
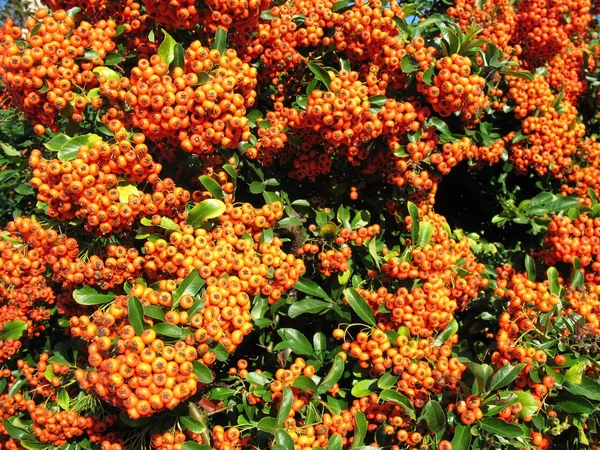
[57,389,69,410]
[350,412,368,449]
[489,363,525,391]
[180,416,207,434]
[419,400,445,432]
[157,30,177,65]
[73,286,116,305]
[199,175,224,200]
[292,376,318,392]
[525,255,536,282]
[308,63,332,90]
[351,379,377,397]
[153,323,183,339]
[212,28,227,54]
[187,199,226,228]
[274,328,314,356]
[277,386,294,426]
[452,424,471,449]
[416,221,433,247]
[193,361,214,383]
[44,134,70,152]
[294,278,331,300]
[479,418,523,438]
[257,417,279,434]
[344,288,376,326]
[128,296,145,336]
[288,299,332,318]
[0,320,27,341]
[318,355,345,394]
[433,318,458,347]
[182,442,212,450]
[379,389,415,419]
[173,270,205,307]
[407,202,420,244]
[547,267,561,296]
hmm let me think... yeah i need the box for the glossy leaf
[344,288,376,326]
[318,355,345,394]
[73,286,116,305]
[489,363,525,391]
[187,199,226,228]
[0,320,27,341]
[128,296,145,335]
[277,386,293,427]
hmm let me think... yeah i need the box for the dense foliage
[1,0,600,449]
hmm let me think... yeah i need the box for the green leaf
[294,278,331,300]
[0,320,27,341]
[401,55,419,73]
[452,424,471,449]
[187,199,226,228]
[246,371,270,386]
[564,361,587,384]
[172,43,185,69]
[116,184,140,204]
[128,296,145,336]
[199,175,224,200]
[44,133,70,151]
[58,134,100,161]
[564,376,600,400]
[525,255,536,282]
[570,256,584,288]
[277,386,294,426]
[377,373,398,390]
[502,70,534,81]
[465,362,493,394]
[2,418,31,440]
[489,363,525,391]
[57,389,69,410]
[419,400,445,432]
[212,28,227,54]
[157,30,177,65]
[308,63,332,90]
[182,443,212,450]
[173,270,205,307]
[379,389,415,419]
[193,361,214,383]
[514,391,539,418]
[556,391,595,414]
[274,328,314,356]
[547,267,561,297]
[344,288,376,326]
[479,418,523,438]
[140,216,180,232]
[331,0,349,11]
[275,430,296,450]
[350,411,367,449]
[249,181,265,194]
[0,378,6,394]
[0,142,19,156]
[143,306,165,321]
[180,416,207,434]
[105,51,123,65]
[326,434,343,450]
[288,299,332,318]
[416,221,433,247]
[292,376,318,392]
[73,286,116,305]
[212,342,229,361]
[351,379,377,397]
[153,323,183,339]
[257,417,279,434]
[318,355,345,394]
[407,202,420,244]
[433,318,458,347]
